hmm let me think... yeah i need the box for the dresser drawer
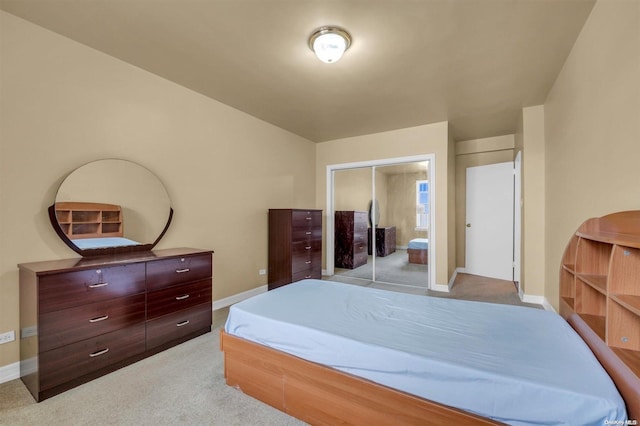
[38,263,145,314]
[146,303,212,350]
[146,254,212,291]
[39,323,146,391]
[292,268,321,282]
[39,294,146,352]
[147,279,212,320]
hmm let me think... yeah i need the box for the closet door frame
[326,154,437,290]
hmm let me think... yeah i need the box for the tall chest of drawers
[268,209,322,290]
[18,247,213,402]
[334,210,368,269]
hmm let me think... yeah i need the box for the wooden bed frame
[220,324,638,425]
[220,330,500,425]
[407,248,428,264]
[220,212,640,424]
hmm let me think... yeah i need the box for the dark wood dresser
[18,247,213,402]
[335,210,368,269]
[268,209,322,290]
[368,226,397,257]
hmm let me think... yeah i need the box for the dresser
[335,211,368,269]
[367,226,397,257]
[268,209,322,290]
[18,247,213,402]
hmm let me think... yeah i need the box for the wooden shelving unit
[54,202,123,239]
[559,211,640,375]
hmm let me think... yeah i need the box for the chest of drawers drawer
[38,263,145,314]
[39,323,146,391]
[39,293,146,352]
[147,279,212,320]
[146,303,212,350]
[146,254,212,291]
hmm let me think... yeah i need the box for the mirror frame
[48,159,173,257]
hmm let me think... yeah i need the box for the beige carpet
[0,328,305,426]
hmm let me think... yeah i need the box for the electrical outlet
[0,330,15,344]
[259,269,267,276]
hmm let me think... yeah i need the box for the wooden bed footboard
[407,248,428,265]
[219,330,501,426]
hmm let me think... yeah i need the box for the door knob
[466,223,471,228]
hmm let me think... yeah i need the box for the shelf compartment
[575,238,612,277]
[71,210,100,223]
[102,211,121,222]
[71,223,100,237]
[608,298,640,351]
[561,235,579,272]
[55,210,70,223]
[101,223,122,234]
[575,273,607,295]
[575,278,606,317]
[559,268,575,304]
[610,294,640,317]
[579,313,606,341]
[609,245,640,296]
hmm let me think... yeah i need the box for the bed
[221,279,634,425]
[407,237,428,264]
[53,201,141,248]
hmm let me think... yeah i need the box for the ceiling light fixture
[308,26,351,64]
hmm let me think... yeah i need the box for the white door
[465,162,514,281]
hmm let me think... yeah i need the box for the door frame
[326,154,436,290]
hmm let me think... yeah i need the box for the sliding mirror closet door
[373,162,429,288]
[333,168,373,283]
[331,160,430,289]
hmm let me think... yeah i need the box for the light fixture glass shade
[309,27,351,63]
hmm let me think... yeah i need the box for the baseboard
[213,285,268,311]
[522,294,556,312]
[0,361,20,384]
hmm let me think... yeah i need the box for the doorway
[326,155,436,290]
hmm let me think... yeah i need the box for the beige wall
[544,0,640,310]
[454,135,514,268]
[316,122,455,284]
[334,168,389,224]
[520,106,546,297]
[0,12,316,368]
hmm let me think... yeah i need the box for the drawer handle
[88,282,109,288]
[89,348,109,357]
[176,320,190,327]
[176,268,190,273]
[305,275,312,279]
[306,217,312,220]
[305,246,311,250]
[176,294,190,301]
[89,315,109,323]
[306,232,311,235]
[305,261,312,264]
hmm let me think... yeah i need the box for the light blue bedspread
[71,237,140,249]
[225,279,626,425]
[408,238,428,249]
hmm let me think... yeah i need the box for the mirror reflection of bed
[53,201,142,250]
[331,161,429,290]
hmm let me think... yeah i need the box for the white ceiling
[0,0,596,142]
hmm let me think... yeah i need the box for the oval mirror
[49,159,173,256]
